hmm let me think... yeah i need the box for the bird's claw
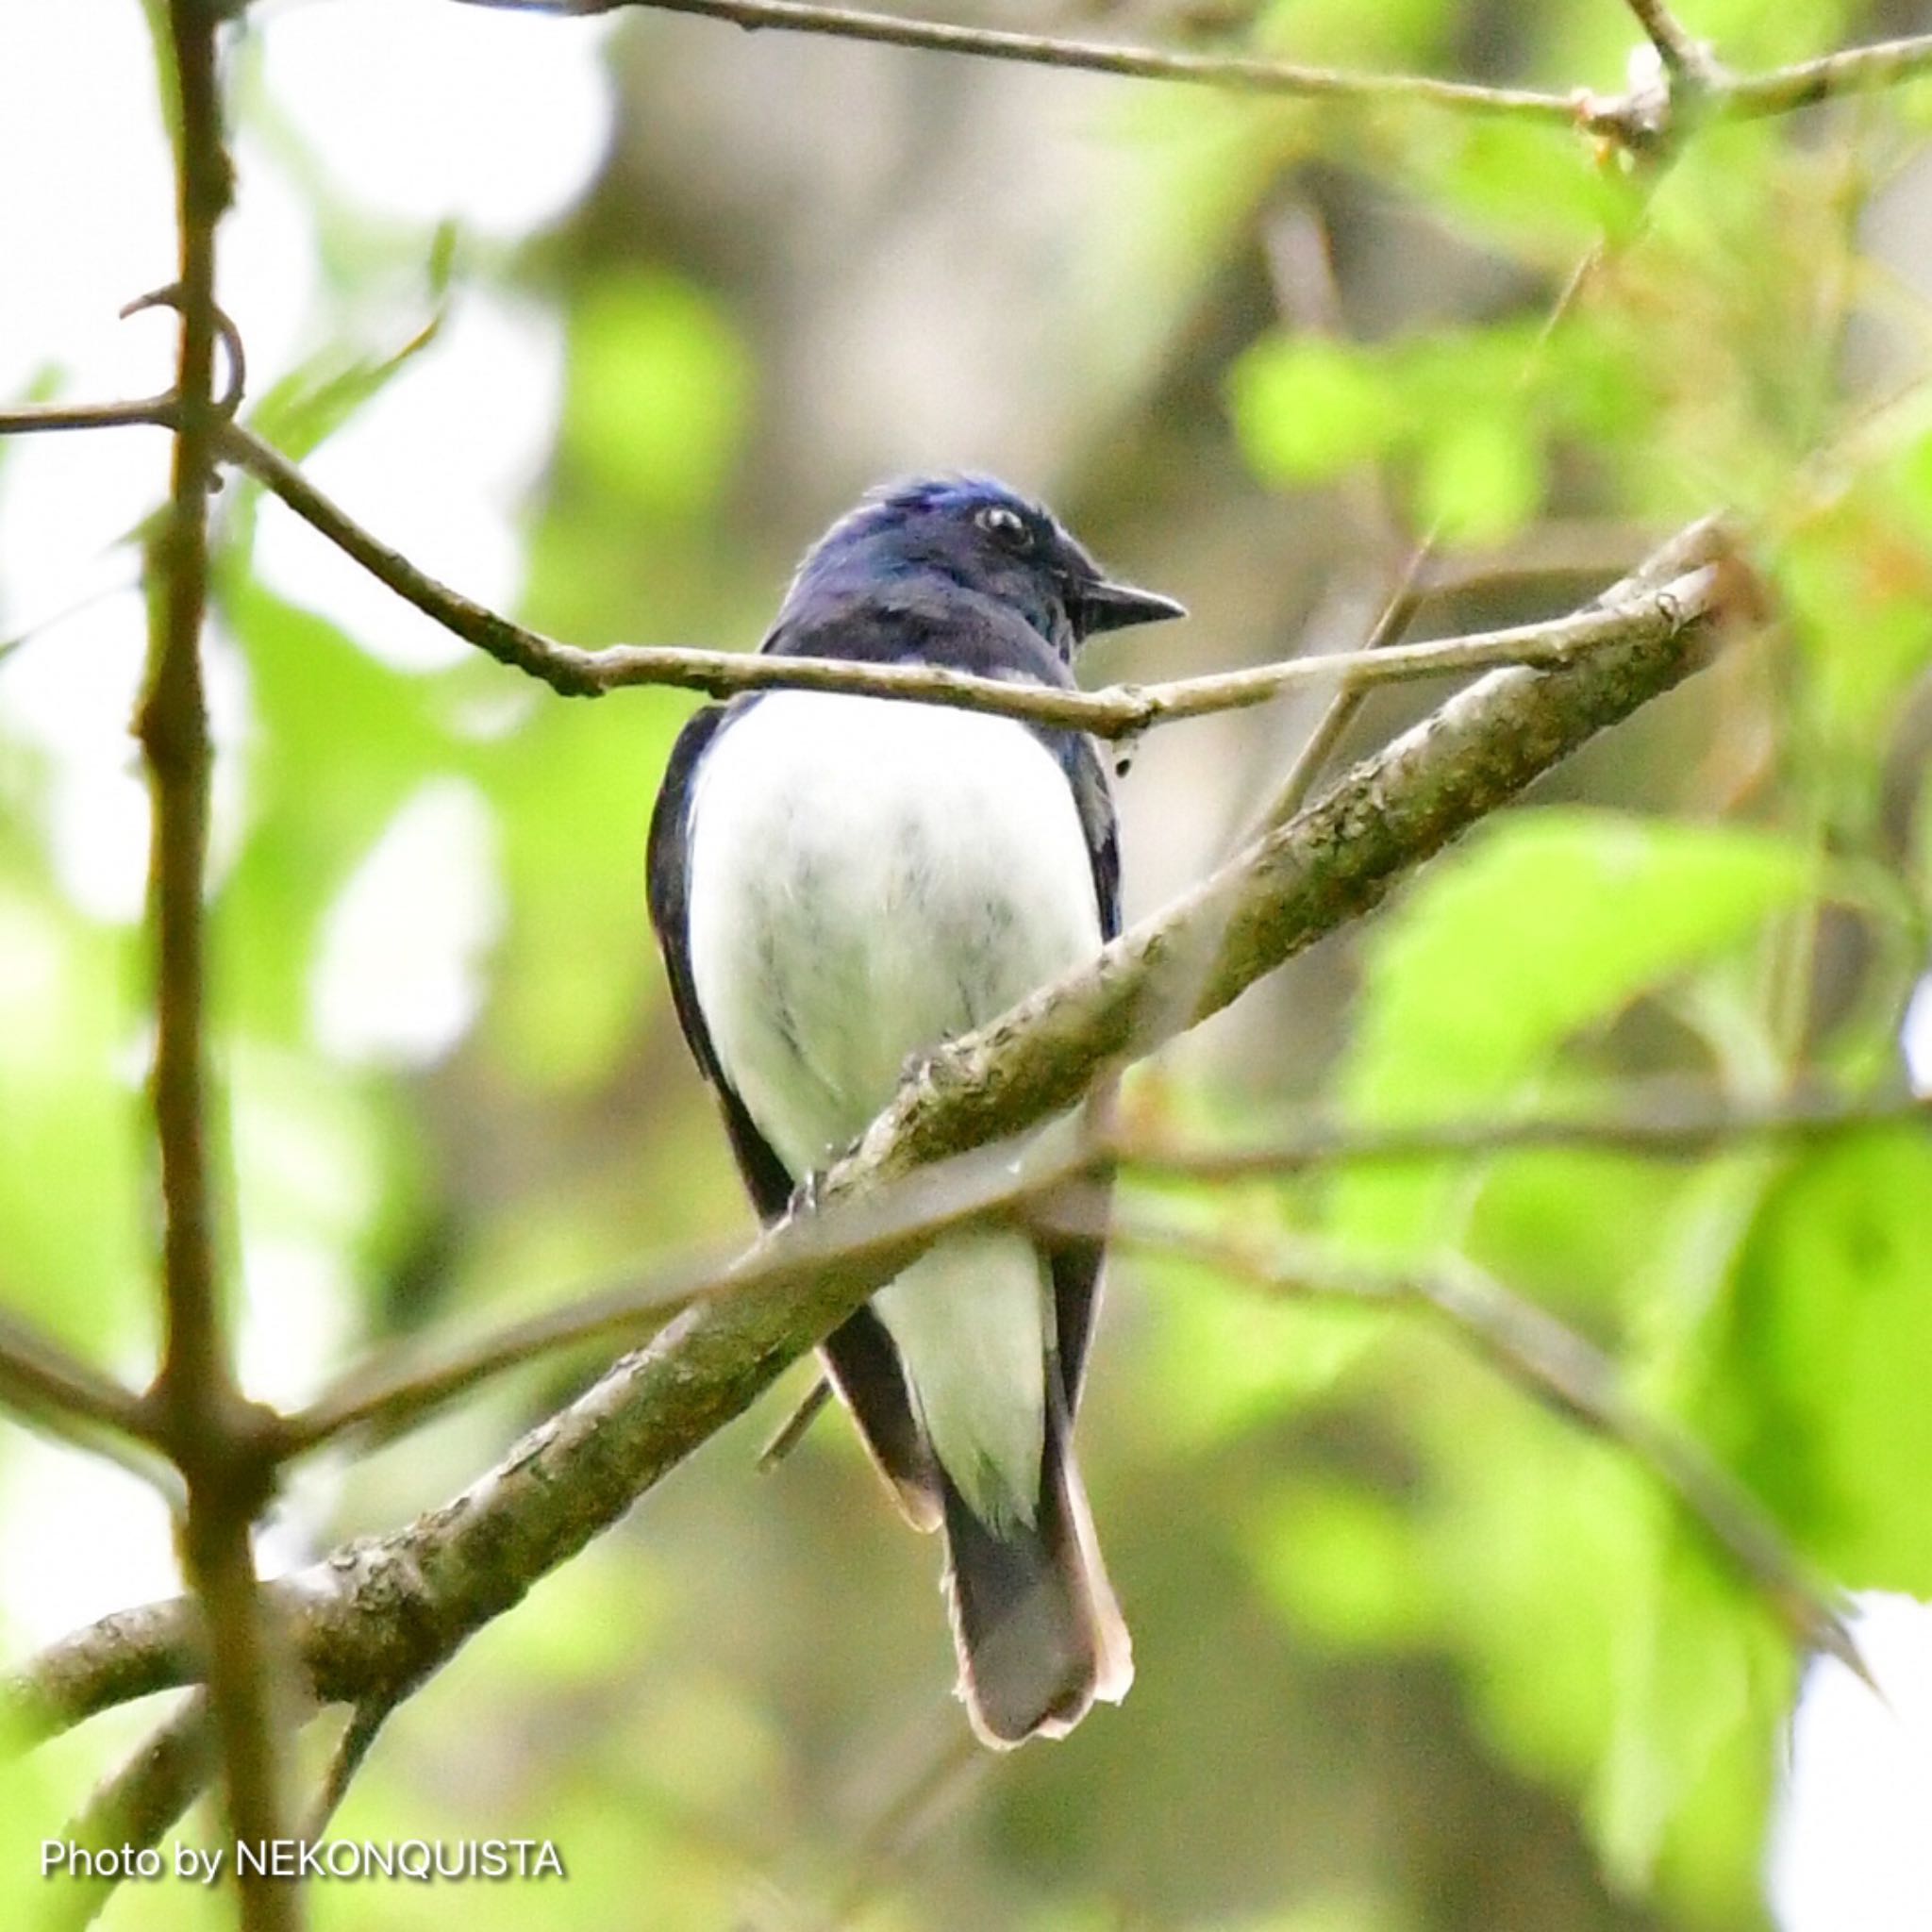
[786,1169,827,1222]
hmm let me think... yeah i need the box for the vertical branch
[142,6,298,1925]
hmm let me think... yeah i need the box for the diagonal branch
[1113,1083,1932,1176]
[1105,1217,1857,1669]
[4,513,1748,1746]
[44,1693,213,1932]
[215,418,1709,739]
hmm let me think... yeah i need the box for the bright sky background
[0,0,611,1636]
[0,8,1928,1924]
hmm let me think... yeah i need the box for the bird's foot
[899,1044,965,1103]
[786,1168,828,1222]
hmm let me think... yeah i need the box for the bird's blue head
[788,475,1185,658]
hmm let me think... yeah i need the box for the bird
[646,475,1184,1747]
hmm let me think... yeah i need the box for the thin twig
[1112,1083,1930,1177]
[1108,1217,1861,1671]
[0,1312,156,1443]
[5,512,1740,1747]
[1245,201,1414,838]
[43,1693,214,1932]
[753,1074,1910,1476]
[0,292,242,443]
[0,396,176,437]
[249,1069,1917,1462]
[818,1725,990,1928]
[1726,33,1932,120]
[0,1311,180,1500]
[145,9,299,1927]
[1251,539,1435,836]
[306,1695,396,1838]
[217,416,1710,738]
[458,2,1932,148]
[138,1076,1932,1473]
[278,1128,1087,1455]
[758,1374,834,1473]
[458,0,1584,121]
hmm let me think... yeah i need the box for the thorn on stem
[120,283,249,419]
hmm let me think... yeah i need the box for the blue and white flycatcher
[646,476,1183,1744]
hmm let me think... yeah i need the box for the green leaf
[1396,120,1640,265]
[560,272,751,520]
[244,315,446,466]
[1248,1477,1428,1648]
[1253,0,1446,66]
[1227,334,1403,487]
[226,315,449,574]
[0,888,150,1357]
[1777,500,1932,742]
[1590,1522,1783,1895]
[1411,409,1544,548]
[219,578,457,1040]
[1696,1128,1932,1591]
[1465,1143,1697,1321]
[1129,1244,1388,1449]
[1420,1399,1652,1787]
[1332,811,1814,1257]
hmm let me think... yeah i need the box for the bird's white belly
[685,690,1103,1179]
[684,690,1105,1527]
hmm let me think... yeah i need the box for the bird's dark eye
[974,504,1031,550]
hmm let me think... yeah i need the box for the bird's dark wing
[645,707,725,1082]
[1055,729,1121,943]
[646,705,795,1214]
[645,698,938,1524]
[1043,728,1119,1416]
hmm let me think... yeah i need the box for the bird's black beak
[1074,577,1188,636]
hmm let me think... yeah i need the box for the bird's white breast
[684,689,1103,1178]
[683,689,1105,1526]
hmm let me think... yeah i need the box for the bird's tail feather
[819,1311,941,1532]
[940,1393,1131,1748]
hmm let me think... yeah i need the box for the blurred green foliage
[4,0,1932,1928]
